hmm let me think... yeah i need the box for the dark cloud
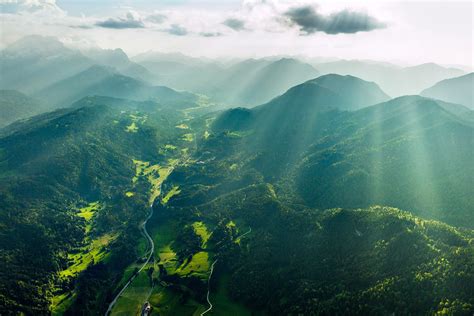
[166,24,188,36]
[96,13,144,29]
[199,32,223,37]
[223,18,245,31]
[284,5,385,35]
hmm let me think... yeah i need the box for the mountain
[0,94,202,313]
[134,56,320,107]
[222,58,321,106]
[295,96,474,226]
[267,74,389,110]
[0,90,47,127]
[0,35,92,93]
[315,60,465,97]
[82,48,157,83]
[34,65,198,108]
[421,73,474,109]
[212,92,474,227]
[0,36,162,98]
[214,74,389,133]
[147,97,474,315]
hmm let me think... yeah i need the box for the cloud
[284,5,385,35]
[199,31,223,37]
[146,13,166,24]
[166,24,187,36]
[0,0,64,15]
[223,18,245,31]
[96,12,144,29]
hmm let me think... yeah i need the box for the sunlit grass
[176,251,210,279]
[192,221,211,246]
[111,271,152,316]
[125,121,138,133]
[182,133,194,142]
[175,123,189,129]
[59,233,116,278]
[77,201,101,222]
[162,185,181,204]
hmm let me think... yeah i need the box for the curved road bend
[105,203,156,316]
[201,259,218,316]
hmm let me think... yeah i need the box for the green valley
[0,28,473,316]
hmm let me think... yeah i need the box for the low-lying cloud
[96,12,144,29]
[0,0,64,15]
[223,18,246,31]
[284,5,385,35]
[166,24,188,36]
[200,32,223,37]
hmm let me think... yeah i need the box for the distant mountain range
[0,90,46,127]
[313,60,466,97]
[134,54,320,106]
[34,65,197,108]
[421,73,474,109]
[1,35,468,111]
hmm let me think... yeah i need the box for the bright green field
[111,270,153,316]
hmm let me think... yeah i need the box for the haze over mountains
[0,34,473,315]
[1,35,470,113]
[421,73,474,109]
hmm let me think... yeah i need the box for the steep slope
[316,60,465,97]
[295,96,474,226]
[421,73,474,109]
[0,96,202,314]
[214,74,389,134]
[154,135,474,315]
[0,90,47,127]
[211,93,473,227]
[34,65,198,108]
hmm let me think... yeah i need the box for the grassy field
[162,185,181,204]
[192,221,211,247]
[125,113,147,133]
[176,124,189,129]
[126,121,138,133]
[176,251,210,279]
[111,270,153,316]
[51,202,114,314]
[182,133,194,142]
[132,159,174,204]
[60,233,116,278]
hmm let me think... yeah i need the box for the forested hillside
[0,30,473,316]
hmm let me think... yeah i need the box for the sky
[0,0,472,66]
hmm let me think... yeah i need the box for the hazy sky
[0,0,472,66]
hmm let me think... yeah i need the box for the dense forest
[0,33,473,315]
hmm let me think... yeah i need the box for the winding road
[201,259,218,316]
[200,227,252,316]
[105,203,156,316]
